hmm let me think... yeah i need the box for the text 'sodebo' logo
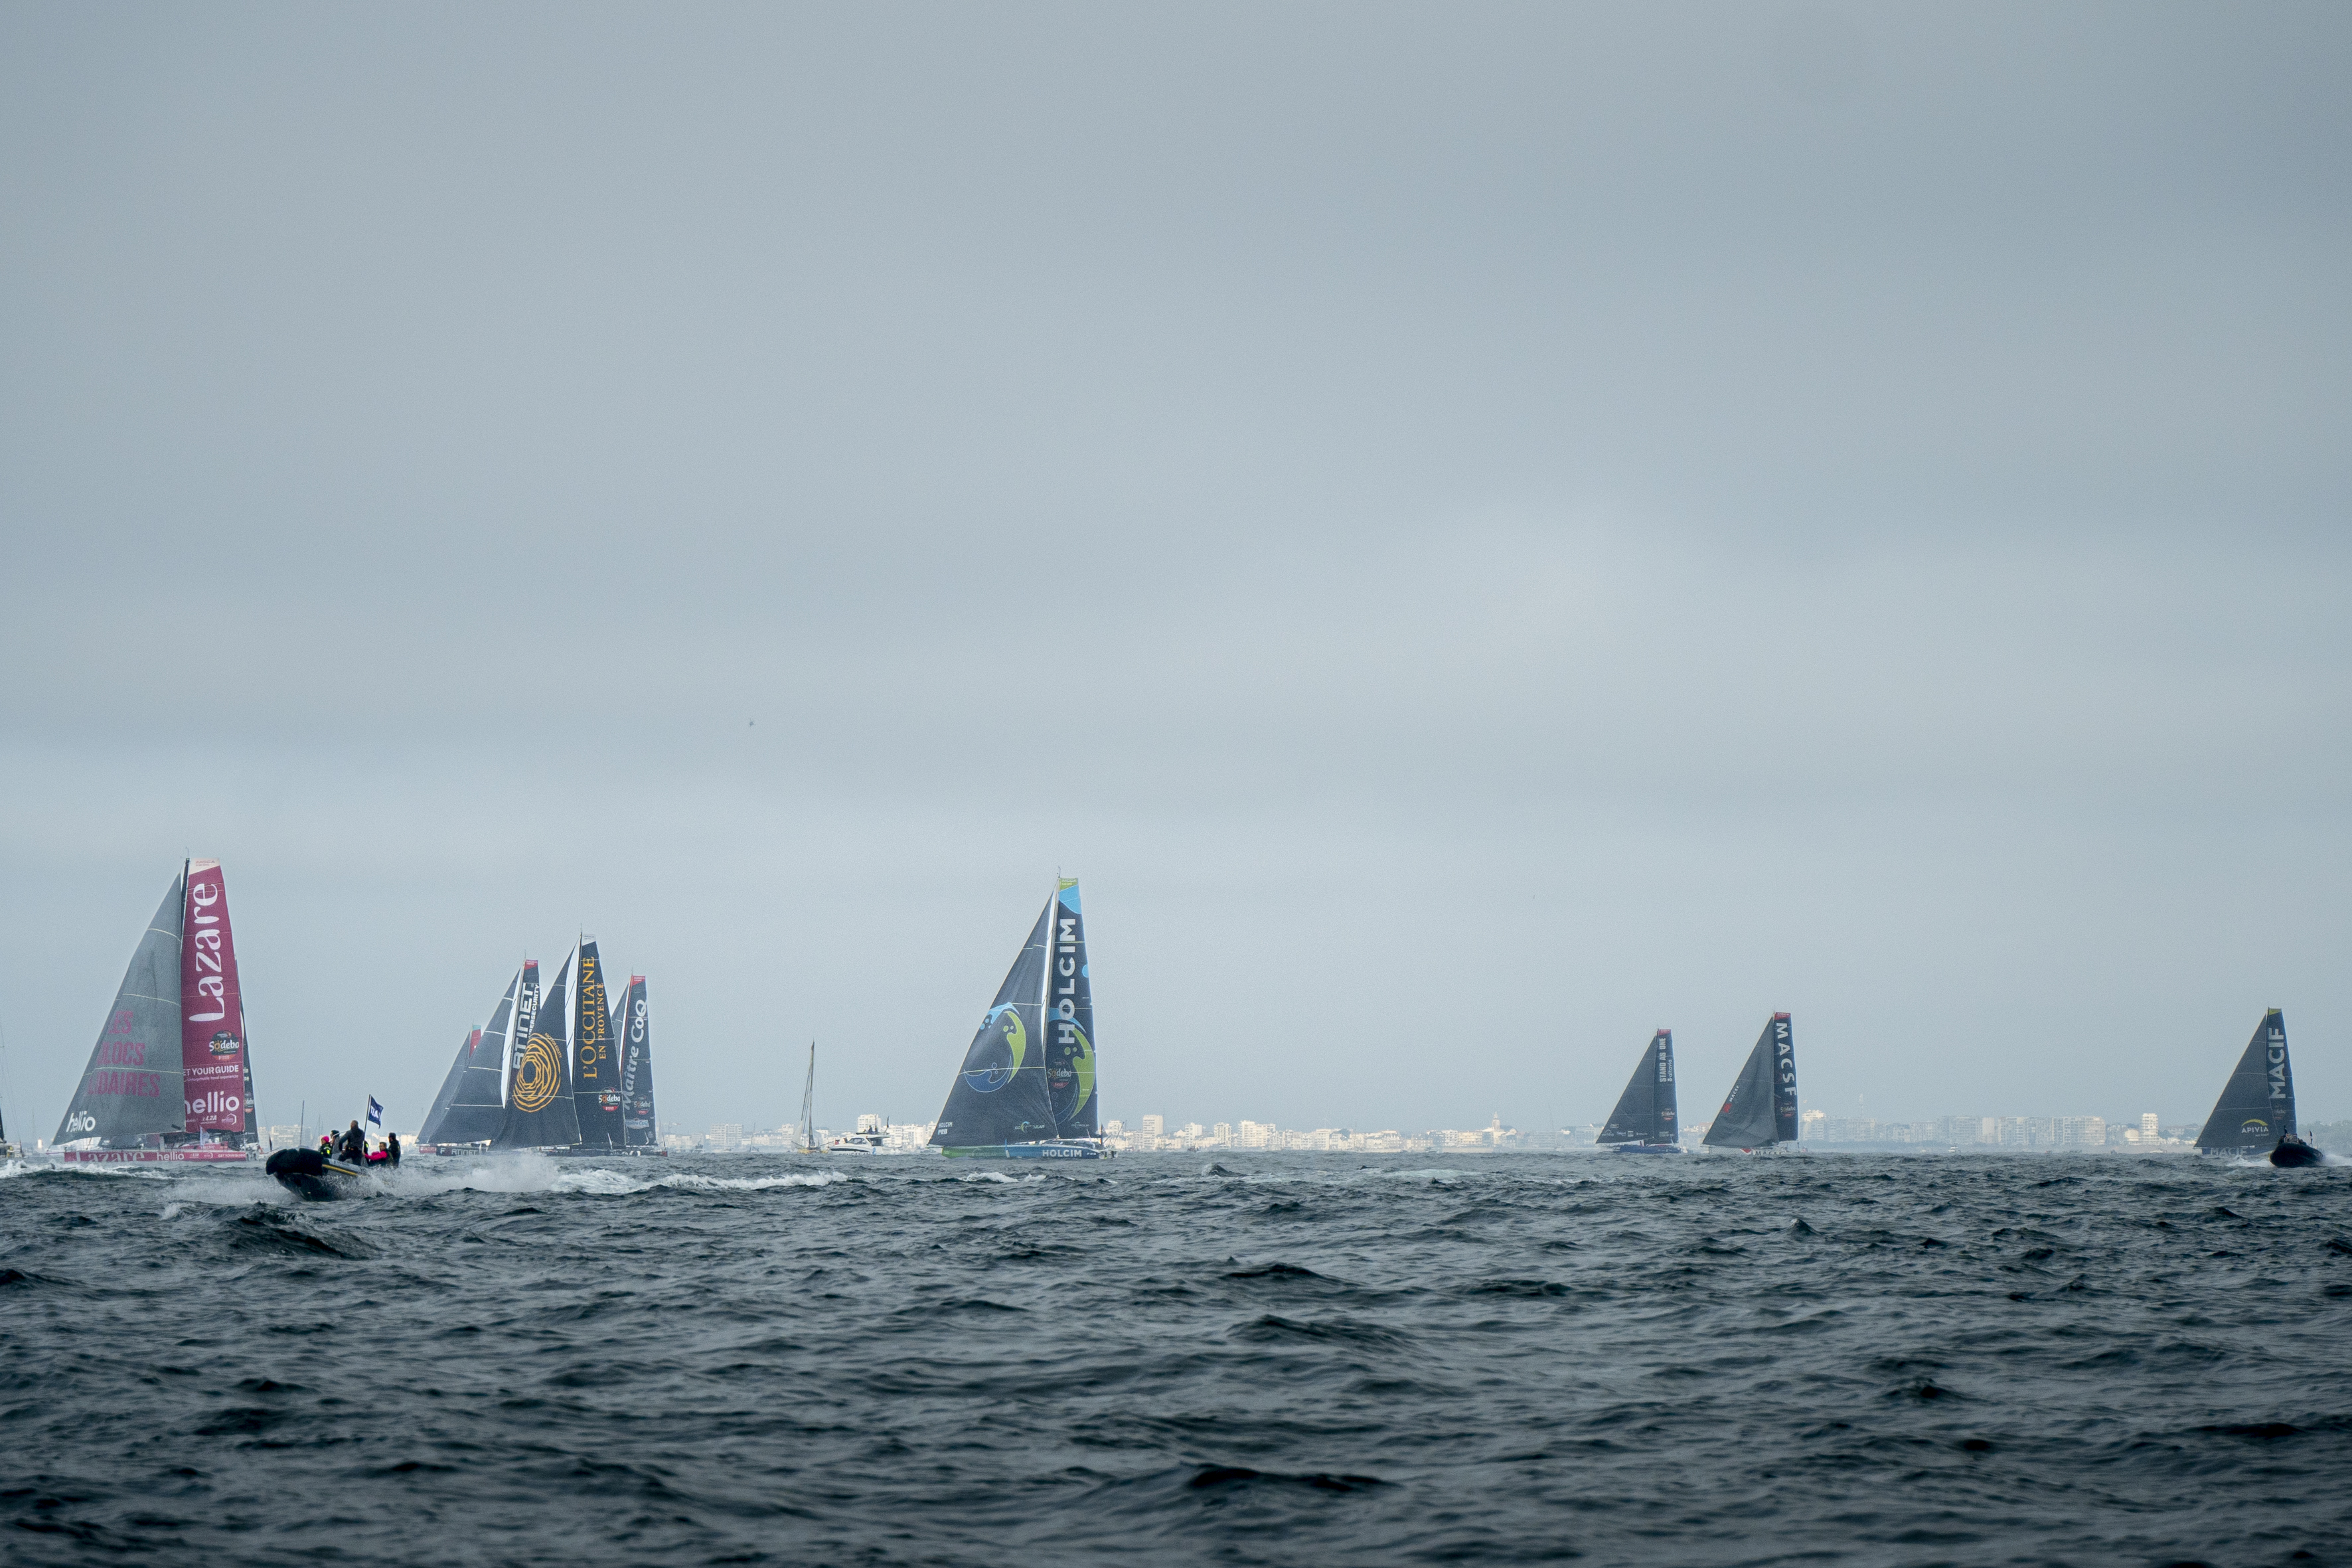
[513,1033,564,1113]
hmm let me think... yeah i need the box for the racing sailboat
[494,949,581,1149]
[54,860,257,1164]
[568,939,624,1150]
[795,1042,819,1153]
[1701,1013,1798,1151]
[613,973,664,1156]
[2196,1008,2304,1160]
[1599,1029,1681,1153]
[418,964,530,1150]
[929,879,1104,1159]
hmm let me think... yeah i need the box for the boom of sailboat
[27,862,2327,1172]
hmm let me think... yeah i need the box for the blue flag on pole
[366,1097,384,1127]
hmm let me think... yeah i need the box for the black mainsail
[615,975,657,1148]
[56,871,189,1148]
[419,1027,481,1146]
[422,969,521,1146]
[1599,1029,1679,1148]
[570,938,623,1149]
[2196,1009,2295,1154]
[929,892,1062,1152]
[1702,1013,1798,1150]
[497,951,581,1148]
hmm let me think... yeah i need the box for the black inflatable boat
[2270,1135,2324,1168]
[265,1147,368,1199]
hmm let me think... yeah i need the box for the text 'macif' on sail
[1702,1014,1798,1151]
[930,879,1103,1160]
[1599,1029,1682,1153]
[2195,1009,2295,1154]
[54,861,258,1163]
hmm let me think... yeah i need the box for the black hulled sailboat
[613,973,665,1156]
[1702,1013,1799,1152]
[419,966,524,1150]
[568,939,625,1151]
[2196,1009,2317,1166]
[1599,1030,1682,1153]
[494,951,582,1149]
[930,880,1105,1160]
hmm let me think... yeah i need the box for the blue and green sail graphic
[929,894,1060,1149]
[1042,879,1097,1137]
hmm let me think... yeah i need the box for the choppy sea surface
[4,1150,2351,1567]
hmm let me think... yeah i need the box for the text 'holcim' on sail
[930,879,1107,1160]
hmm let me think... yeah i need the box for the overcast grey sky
[2,3,2345,1142]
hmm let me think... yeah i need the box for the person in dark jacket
[386,1133,402,1168]
[338,1121,366,1165]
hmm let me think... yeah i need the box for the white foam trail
[366,1152,849,1198]
[0,1158,171,1181]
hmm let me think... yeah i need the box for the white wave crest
[0,1158,171,1181]
[357,1152,849,1198]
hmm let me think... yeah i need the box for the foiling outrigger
[929,880,1108,1160]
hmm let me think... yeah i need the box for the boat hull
[2270,1138,2324,1168]
[264,1148,368,1199]
[940,1141,1105,1160]
[60,1147,250,1164]
[1611,1143,1684,1155]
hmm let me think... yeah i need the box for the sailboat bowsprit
[1702,1014,1798,1152]
[930,880,1107,1160]
[1599,1030,1682,1154]
[54,860,258,1164]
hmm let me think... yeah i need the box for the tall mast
[1036,882,1058,1139]
[799,1043,816,1152]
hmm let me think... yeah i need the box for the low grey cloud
[2,3,2344,1142]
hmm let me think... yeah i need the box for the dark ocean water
[3,1150,2350,1567]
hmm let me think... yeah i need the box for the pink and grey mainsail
[54,868,189,1146]
[179,860,250,1136]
